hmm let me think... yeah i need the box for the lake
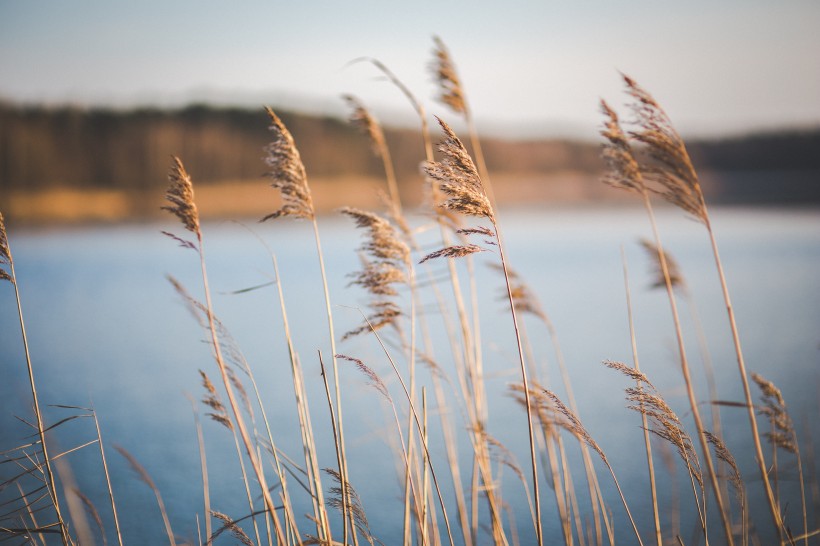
[1,205,818,545]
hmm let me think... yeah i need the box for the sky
[1,1,819,139]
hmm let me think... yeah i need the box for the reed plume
[639,238,684,290]
[210,511,254,546]
[430,36,467,115]
[0,213,11,283]
[340,207,410,340]
[162,157,200,235]
[326,468,379,546]
[424,118,493,221]
[261,107,315,222]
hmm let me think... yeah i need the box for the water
[1,206,819,545]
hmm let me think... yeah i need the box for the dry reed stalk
[271,254,332,543]
[318,352,358,546]
[619,74,784,537]
[601,97,733,544]
[639,238,732,512]
[0,212,70,546]
[261,108,355,545]
[422,117,546,546]
[91,409,123,546]
[189,397,212,546]
[163,158,286,545]
[620,250,663,546]
[113,444,176,546]
[541,389,645,546]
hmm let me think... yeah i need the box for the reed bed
[1,38,817,546]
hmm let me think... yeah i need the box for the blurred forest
[1,102,818,224]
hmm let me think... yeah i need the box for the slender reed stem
[92,410,123,546]
[492,220,543,546]
[318,351,350,546]
[6,248,70,546]
[620,249,662,546]
[310,218,358,546]
[703,212,784,536]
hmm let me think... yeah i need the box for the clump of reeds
[602,81,738,544]
[163,157,287,544]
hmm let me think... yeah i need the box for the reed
[601,94,733,544]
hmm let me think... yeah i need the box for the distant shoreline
[4,170,818,227]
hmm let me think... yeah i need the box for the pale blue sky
[1,1,818,138]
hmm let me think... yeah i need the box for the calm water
[2,206,819,545]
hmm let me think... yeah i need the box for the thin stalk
[702,211,784,536]
[7,253,70,546]
[189,401,211,546]
[492,219,543,546]
[642,194,728,544]
[621,249,662,546]
[272,254,331,543]
[317,351,350,546]
[310,217,357,546]
[92,410,123,546]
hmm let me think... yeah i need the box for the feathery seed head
[424,118,493,220]
[639,238,686,290]
[600,99,644,194]
[0,213,12,282]
[336,354,391,401]
[340,207,410,266]
[419,244,486,264]
[162,157,200,235]
[342,300,403,341]
[430,36,467,115]
[261,107,315,221]
[343,95,386,157]
[752,373,796,453]
[621,75,707,222]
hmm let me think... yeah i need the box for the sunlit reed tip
[342,95,386,157]
[620,74,707,222]
[162,156,200,236]
[424,117,493,220]
[261,106,315,222]
[430,36,467,115]
[0,212,11,282]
